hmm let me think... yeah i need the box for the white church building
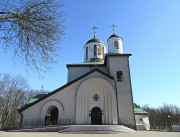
[19,26,138,130]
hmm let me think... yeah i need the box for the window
[94,45,97,57]
[114,41,119,49]
[86,46,88,60]
[98,45,102,55]
[116,70,124,82]
[102,46,104,59]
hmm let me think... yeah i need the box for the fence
[171,125,180,131]
[0,118,75,130]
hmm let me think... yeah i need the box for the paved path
[0,131,179,137]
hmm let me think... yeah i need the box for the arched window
[116,70,124,82]
[102,46,105,59]
[98,45,102,55]
[86,46,88,60]
[94,45,97,57]
[114,41,119,49]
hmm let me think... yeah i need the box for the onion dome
[86,37,104,44]
[84,36,106,62]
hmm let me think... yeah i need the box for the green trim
[134,108,148,115]
[26,98,39,104]
[26,94,47,104]
[66,54,131,67]
[67,61,105,67]
[68,62,104,65]
[19,68,114,112]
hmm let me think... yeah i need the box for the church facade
[19,28,136,129]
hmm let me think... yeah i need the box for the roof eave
[134,113,149,115]
[106,53,132,56]
[66,64,105,68]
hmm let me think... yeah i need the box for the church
[19,26,142,131]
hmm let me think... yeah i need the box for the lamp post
[167,115,171,131]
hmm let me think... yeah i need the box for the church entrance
[91,107,102,125]
[50,107,58,125]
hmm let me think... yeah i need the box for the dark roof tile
[108,34,123,40]
[86,37,104,44]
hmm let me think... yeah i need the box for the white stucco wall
[22,82,79,122]
[22,54,135,127]
[135,114,150,130]
[107,55,135,126]
[22,71,116,125]
[135,114,149,124]
[68,67,90,82]
[67,66,108,82]
[108,37,123,54]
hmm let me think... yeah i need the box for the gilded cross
[92,26,98,37]
[111,24,117,34]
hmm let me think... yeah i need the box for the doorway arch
[91,107,102,125]
[76,78,118,124]
[40,100,64,121]
[50,107,58,125]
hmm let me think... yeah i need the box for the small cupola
[84,26,106,62]
[107,24,123,54]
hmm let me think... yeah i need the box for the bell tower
[107,24,123,54]
[106,25,136,127]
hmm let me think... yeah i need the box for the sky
[0,0,180,108]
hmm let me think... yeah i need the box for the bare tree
[0,73,30,124]
[0,73,49,125]
[142,104,180,130]
[0,0,65,73]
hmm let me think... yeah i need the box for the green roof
[68,62,104,65]
[67,61,105,67]
[133,103,148,115]
[27,98,39,104]
[134,108,148,115]
[26,94,47,104]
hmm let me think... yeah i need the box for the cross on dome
[111,24,117,34]
[92,26,98,38]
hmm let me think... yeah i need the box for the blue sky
[0,0,180,108]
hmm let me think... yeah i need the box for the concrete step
[9,125,69,132]
[59,125,135,133]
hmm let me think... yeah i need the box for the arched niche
[76,78,118,125]
[40,100,64,120]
